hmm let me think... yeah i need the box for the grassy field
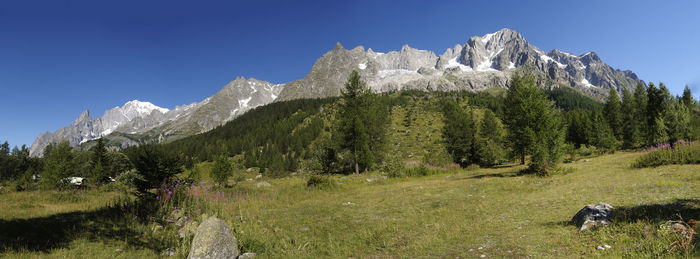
[1,150,697,258]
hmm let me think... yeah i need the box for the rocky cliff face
[29,78,282,157]
[276,28,644,101]
[29,101,169,157]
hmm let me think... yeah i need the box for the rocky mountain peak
[72,110,92,126]
[333,42,344,50]
[580,51,601,63]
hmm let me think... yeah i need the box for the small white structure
[63,177,85,186]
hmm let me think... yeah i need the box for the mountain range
[29,28,644,157]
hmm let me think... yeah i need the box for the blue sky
[1,0,699,148]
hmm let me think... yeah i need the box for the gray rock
[237,252,256,259]
[188,217,239,259]
[572,202,613,231]
[179,220,199,238]
[256,181,272,188]
[163,248,177,256]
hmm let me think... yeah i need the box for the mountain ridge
[29,28,645,157]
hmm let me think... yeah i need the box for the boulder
[571,202,613,231]
[188,217,239,259]
[179,220,199,238]
[256,181,271,188]
[237,252,256,259]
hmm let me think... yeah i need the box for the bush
[381,155,405,178]
[632,141,700,168]
[306,175,336,190]
[124,144,183,192]
[422,147,452,167]
[406,165,432,177]
[114,169,144,188]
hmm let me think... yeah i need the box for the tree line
[2,72,698,188]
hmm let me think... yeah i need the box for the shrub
[306,175,336,190]
[632,141,700,168]
[422,147,452,167]
[114,169,144,188]
[406,164,431,177]
[381,155,405,178]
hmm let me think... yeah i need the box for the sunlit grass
[1,150,698,258]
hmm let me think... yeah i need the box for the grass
[1,150,698,258]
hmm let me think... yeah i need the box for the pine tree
[89,138,110,184]
[681,85,694,107]
[591,109,618,152]
[441,100,476,167]
[477,109,505,166]
[646,82,671,145]
[665,99,691,145]
[210,155,232,186]
[632,83,648,146]
[603,88,623,141]
[43,141,75,189]
[504,74,565,175]
[621,89,640,149]
[336,70,387,175]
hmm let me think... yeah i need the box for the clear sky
[1,0,699,148]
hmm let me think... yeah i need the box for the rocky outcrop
[276,28,645,101]
[571,202,614,231]
[29,78,283,157]
[188,217,239,259]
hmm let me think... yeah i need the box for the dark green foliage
[318,147,338,174]
[477,109,505,166]
[621,89,642,149]
[42,141,76,188]
[681,85,695,107]
[166,98,332,176]
[306,174,336,190]
[603,88,623,140]
[547,86,603,111]
[633,83,649,142]
[632,143,700,168]
[646,83,671,145]
[335,70,389,174]
[665,99,692,145]
[107,151,133,176]
[89,138,110,184]
[441,100,476,167]
[590,109,619,152]
[565,109,593,148]
[124,144,183,192]
[210,155,232,185]
[0,142,39,183]
[504,74,565,175]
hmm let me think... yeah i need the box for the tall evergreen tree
[621,89,641,149]
[681,85,694,107]
[591,109,618,151]
[565,109,592,148]
[646,82,671,145]
[89,138,110,184]
[441,100,476,166]
[43,141,75,188]
[124,144,183,192]
[210,155,232,185]
[504,74,565,174]
[665,99,692,145]
[477,109,505,166]
[336,70,388,175]
[603,88,623,140]
[632,83,648,143]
